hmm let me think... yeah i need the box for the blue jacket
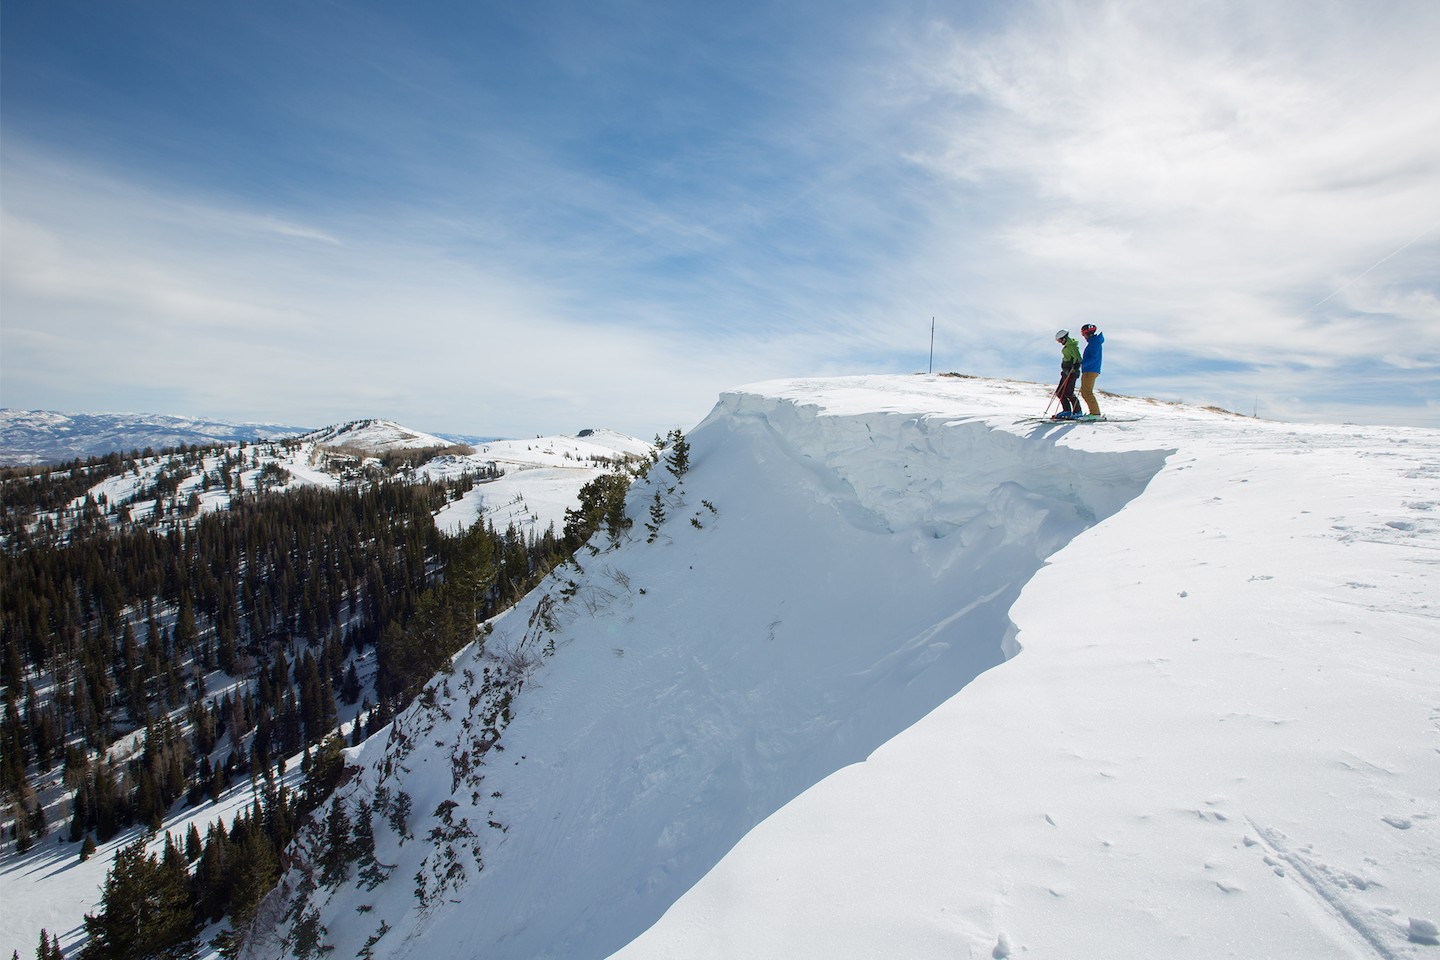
[1080,332,1104,373]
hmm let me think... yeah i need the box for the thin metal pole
[928,317,935,374]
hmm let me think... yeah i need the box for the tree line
[2,433,651,959]
[1,454,587,952]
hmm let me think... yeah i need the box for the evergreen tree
[318,800,355,887]
[185,823,203,862]
[354,800,388,890]
[2,696,28,793]
[290,906,327,960]
[340,661,361,705]
[81,837,196,960]
[31,929,63,960]
[194,823,232,923]
[665,428,691,478]
[13,802,34,854]
[563,472,632,550]
[226,824,278,928]
[1,447,605,945]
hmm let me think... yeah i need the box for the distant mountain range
[0,409,311,467]
[0,410,501,467]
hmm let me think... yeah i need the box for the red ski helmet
[1080,323,1097,337]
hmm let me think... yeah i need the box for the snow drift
[243,375,1438,960]
[244,375,1168,959]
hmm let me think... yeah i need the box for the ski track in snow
[1246,820,1407,960]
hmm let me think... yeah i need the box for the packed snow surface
[235,374,1438,960]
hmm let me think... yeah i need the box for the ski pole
[1042,373,1064,417]
[1045,369,1074,418]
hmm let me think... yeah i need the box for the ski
[1018,415,1141,424]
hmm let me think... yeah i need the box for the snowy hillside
[301,419,453,452]
[0,420,649,959]
[238,374,1440,960]
[426,430,654,537]
[296,419,653,538]
[14,421,648,544]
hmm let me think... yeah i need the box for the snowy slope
[238,374,1439,960]
[611,378,1440,960]
[428,431,653,537]
[301,419,452,451]
[0,424,647,957]
[21,422,648,542]
[0,749,315,960]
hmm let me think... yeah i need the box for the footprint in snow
[992,932,1012,958]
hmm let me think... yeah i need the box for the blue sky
[3,0,1438,437]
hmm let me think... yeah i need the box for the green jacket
[1059,337,1081,370]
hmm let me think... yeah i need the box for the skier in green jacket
[1053,330,1082,419]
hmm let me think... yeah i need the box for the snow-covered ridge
[15,416,650,547]
[144,373,1435,960]
[615,377,1440,960]
[710,385,1172,537]
[245,376,1194,959]
[302,419,453,452]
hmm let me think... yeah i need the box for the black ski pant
[1056,368,1080,415]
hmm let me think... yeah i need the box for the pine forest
[0,436,631,958]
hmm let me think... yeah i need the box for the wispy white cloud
[3,0,1437,432]
[884,0,1440,415]
[0,140,838,436]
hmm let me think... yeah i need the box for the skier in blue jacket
[1079,324,1104,417]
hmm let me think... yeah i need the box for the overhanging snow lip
[269,380,1176,960]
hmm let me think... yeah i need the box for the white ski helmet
[1055,329,1069,341]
